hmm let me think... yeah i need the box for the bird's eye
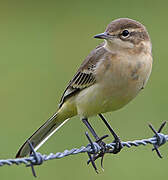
[121,30,130,37]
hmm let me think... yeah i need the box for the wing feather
[59,43,106,108]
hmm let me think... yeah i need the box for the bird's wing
[59,43,106,108]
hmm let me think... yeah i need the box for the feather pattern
[59,43,106,108]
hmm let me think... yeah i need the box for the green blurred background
[0,0,168,179]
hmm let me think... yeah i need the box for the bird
[16,18,153,164]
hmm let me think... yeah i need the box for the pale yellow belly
[75,80,142,118]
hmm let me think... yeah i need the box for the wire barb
[85,132,99,173]
[85,132,109,173]
[26,141,43,177]
[0,122,167,177]
[148,121,167,158]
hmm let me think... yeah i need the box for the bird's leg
[82,118,109,172]
[82,118,107,147]
[82,118,99,141]
[98,114,123,154]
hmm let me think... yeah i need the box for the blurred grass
[0,0,168,179]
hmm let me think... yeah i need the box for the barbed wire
[0,121,167,177]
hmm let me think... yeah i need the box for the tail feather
[16,112,69,158]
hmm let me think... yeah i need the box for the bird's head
[94,18,152,54]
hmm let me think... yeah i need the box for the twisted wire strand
[0,133,167,167]
[0,122,167,177]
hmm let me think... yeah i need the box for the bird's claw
[111,137,123,154]
[85,132,122,172]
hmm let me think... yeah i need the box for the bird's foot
[110,135,123,154]
[85,133,110,172]
[85,128,123,172]
[86,132,123,172]
[98,114,123,154]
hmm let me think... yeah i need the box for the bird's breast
[76,52,152,117]
[98,52,152,92]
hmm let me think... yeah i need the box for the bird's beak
[94,32,109,40]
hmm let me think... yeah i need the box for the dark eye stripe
[130,31,148,39]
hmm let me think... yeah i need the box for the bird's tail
[16,103,76,158]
